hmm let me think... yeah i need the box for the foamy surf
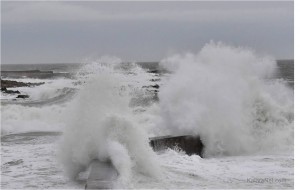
[1,43,294,189]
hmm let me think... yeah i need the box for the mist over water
[158,42,293,156]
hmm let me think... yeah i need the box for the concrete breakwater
[85,160,119,190]
[149,135,204,157]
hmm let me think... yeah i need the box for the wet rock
[147,69,160,74]
[150,78,161,82]
[1,87,20,94]
[1,80,28,88]
[1,79,44,88]
[151,84,160,89]
[4,89,20,94]
[16,95,29,99]
[142,84,160,89]
[4,159,23,166]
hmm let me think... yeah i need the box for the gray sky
[1,1,294,64]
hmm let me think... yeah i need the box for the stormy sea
[1,43,294,189]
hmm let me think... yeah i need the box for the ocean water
[1,43,294,189]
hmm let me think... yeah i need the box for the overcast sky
[1,1,294,64]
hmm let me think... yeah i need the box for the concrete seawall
[150,135,204,157]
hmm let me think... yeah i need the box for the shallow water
[1,132,83,189]
[1,133,293,189]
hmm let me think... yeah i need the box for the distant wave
[1,87,77,106]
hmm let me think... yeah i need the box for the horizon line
[1,59,294,65]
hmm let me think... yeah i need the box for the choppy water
[1,44,294,189]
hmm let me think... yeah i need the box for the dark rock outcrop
[1,87,20,94]
[1,79,44,88]
[16,95,29,99]
[150,78,161,82]
[147,69,160,74]
[150,84,160,89]
[142,84,160,89]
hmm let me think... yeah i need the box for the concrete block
[85,160,118,189]
[149,135,204,157]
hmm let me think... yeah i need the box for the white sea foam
[129,149,293,189]
[1,104,66,135]
[157,42,293,156]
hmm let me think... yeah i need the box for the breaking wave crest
[58,58,161,185]
[158,42,293,156]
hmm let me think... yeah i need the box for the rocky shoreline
[1,79,44,99]
[1,79,45,88]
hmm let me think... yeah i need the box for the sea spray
[158,42,293,156]
[58,59,161,184]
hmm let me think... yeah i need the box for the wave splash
[59,58,161,185]
[59,43,293,183]
[158,42,293,156]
